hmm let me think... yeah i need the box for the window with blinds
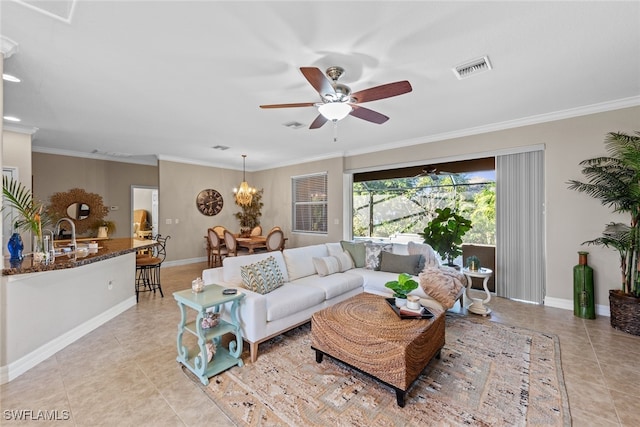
[292,172,328,233]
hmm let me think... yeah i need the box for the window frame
[291,172,328,234]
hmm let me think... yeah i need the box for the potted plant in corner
[420,207,472,268]
[234,189,263,236]
[567,130,640,335]
[385,273,419,307]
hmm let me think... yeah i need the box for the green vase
[573,251,595,319]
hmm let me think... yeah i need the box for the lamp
[233,154,256,206]
[318,102,352,121]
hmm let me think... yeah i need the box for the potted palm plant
[567,131,640,335]
[420,207,472,268]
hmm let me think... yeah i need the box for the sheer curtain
[496,150,545,303]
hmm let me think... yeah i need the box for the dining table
[235,235,267,254]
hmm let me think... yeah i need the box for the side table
[173,284,244,385]
[462,267,493,316]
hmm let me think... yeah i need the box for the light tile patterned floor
[1,261,639,426]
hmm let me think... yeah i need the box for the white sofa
[202,242,463,362]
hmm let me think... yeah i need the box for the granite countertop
[2,238,157,276]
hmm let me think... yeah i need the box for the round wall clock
[196,189,223,216]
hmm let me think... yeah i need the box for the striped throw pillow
[240,256,285,294]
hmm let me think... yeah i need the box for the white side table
[463,267,493,316]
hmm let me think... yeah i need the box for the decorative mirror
[46,188,109,235]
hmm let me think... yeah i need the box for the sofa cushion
[240,256,285,295]
[265,285,326,322]
[418,266,465,309]
[284,244,329,281]
[340,241,367,268]
[325,242,344,257]
[364,242,393,270]
[313,253,354,277]
[408,241,440,268]
[313,256,340,277]
[292,273,363,300]
[379,251,423,275]
[223,251,289,284]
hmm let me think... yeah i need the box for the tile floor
[2,261,639,426]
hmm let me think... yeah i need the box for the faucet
[54,218,77,252]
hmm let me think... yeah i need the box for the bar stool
[136,235,170,303]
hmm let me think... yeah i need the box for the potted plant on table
[420,207,472,268]
[2,176,50,263]
[234,189,263,236]
[385,273,419,307]
[567,131,640,335]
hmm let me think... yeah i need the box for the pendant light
[233,154,256,206]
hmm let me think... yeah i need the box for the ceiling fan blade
[259,102,316,109]
[309,114,328,129]
[351,80,412,103]
[300,67,336,97]
[349,105,389,124]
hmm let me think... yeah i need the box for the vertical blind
[292,172,328,233]
[496,150,546,303]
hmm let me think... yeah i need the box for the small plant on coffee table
[385,273,419,300]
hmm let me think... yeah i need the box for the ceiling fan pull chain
[333,121,339,143]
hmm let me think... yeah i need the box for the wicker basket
[609,289,640,336]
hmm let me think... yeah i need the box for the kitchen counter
[2,237,156,276]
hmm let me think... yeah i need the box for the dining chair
[223,229,238,257]
[207,227,228,267]
[135,235,170,303]
[212,225,226,238]
[265,229,285,252]
[250,225,262,236]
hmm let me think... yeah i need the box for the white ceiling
[2,1,639,171]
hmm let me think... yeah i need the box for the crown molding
[31,145,158,166]
[0,36,18,58]
[3,123,38,134]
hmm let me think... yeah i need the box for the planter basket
[609,289,640,336]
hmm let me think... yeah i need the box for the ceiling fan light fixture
[318,102,352,121]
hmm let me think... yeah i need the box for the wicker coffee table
[311,293,445,407]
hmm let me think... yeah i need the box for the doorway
[131,186,158,238]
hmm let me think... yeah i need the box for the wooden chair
[269,226,282,232]
[212,225,226,238]
[265,229,284,252]
[207,228,228,267]
[223,229,238,257]
[135,235,170,303]
[250,225,262,236]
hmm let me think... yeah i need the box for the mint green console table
[173,285,244,385]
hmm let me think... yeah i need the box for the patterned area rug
[189,315,571,426]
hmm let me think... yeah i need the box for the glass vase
[32,234,47,264]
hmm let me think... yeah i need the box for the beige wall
[32,153,158,238]
[3,131,32,191]
[342,106,640,307]
[7,106,640,310]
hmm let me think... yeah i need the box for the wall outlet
[166,219,172,225]
[175,218,179,224]
[108,280,113,290]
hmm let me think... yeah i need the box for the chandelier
[233,154,256,206]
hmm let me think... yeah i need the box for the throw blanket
[419,266,465,309]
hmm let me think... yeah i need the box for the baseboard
[544,296,610,317]
[162,257,207,268]
[0,296,136,385]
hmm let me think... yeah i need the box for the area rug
[187,315,571,426]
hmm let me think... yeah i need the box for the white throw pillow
[313,256,341,277]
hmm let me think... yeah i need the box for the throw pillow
[408,241,440,268]
[418,266,465,310]
[379,252,423,275]
[240,256,285,294]
[340,241,367,268]
[312,256,341,277]
[364,242,393,270]
[334,251,354,271]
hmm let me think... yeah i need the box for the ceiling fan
[260,66,412,129]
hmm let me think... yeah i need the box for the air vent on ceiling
[212,145,230,150]
[453,55,492,80]
[283,121,305,130]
